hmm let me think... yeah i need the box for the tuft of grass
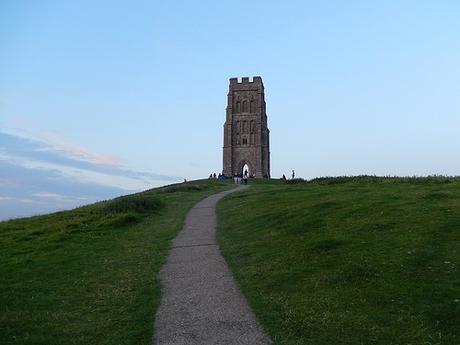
[0,179,232,345]
[285,178,306,184]
[217,179,460,345]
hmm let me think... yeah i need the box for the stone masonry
[222,76,270,178]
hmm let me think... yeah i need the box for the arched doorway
[237,160,254,178]
[242,163,250,178]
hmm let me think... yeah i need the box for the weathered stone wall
[222,76,270,178]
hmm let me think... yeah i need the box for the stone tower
[223,76,270,178]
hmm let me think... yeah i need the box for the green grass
[217,178,460,345]
[0,179,232,345]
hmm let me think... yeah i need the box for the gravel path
[153,185,271,345]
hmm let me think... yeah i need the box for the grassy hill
[0,180,232,345]
[3,177,459,345]
[217,177,460,345]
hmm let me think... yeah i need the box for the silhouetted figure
[292,170,295,179]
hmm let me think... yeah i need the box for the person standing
[292,170,295,179]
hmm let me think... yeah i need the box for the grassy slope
[0,180,232,345]
[217,179,460,345]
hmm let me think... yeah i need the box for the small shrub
[104,214,139,227]
[285,178,306,184]
[102,195,164,214]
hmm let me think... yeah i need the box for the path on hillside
[153,185,271,345]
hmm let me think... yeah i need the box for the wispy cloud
[40,130,121,167]
[32,192,67,201]
[20,199,39,204]
[0,131,180,189]
[92,153,120,166]
[0,130,181,220]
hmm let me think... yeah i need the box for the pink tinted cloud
[41,130,87,157]
[41,130,121,167]
[92,153,120,166]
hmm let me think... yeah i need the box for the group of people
[233,169,249,185]
[208,169,254,185]
[209,170,296,183]
[208,173,226,180]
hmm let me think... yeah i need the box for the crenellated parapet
[229,76,264,88]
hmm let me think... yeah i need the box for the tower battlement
[229,76,263,86]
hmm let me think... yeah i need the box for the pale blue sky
[1,1,460,218]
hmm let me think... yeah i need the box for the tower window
[243,100,248,112]
[236,100,241,113]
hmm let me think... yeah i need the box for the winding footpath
[154,185,271,345]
